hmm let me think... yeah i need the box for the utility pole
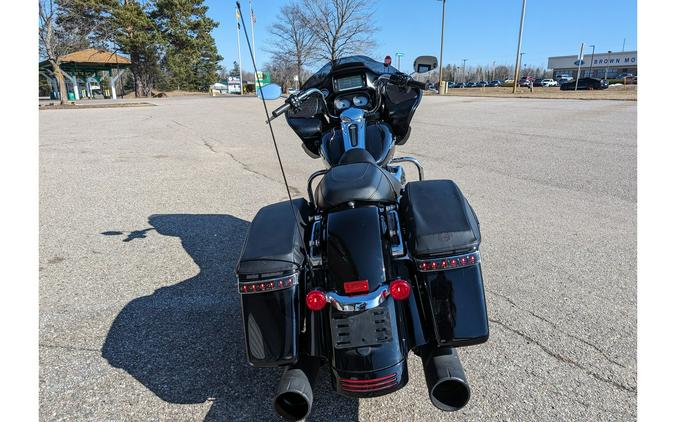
[574,42,584,91]
[236,7,243,95]
[622,38,626,52]
[462,58,467,82]
[588,44,596,78]
[438,0,447,93]
[512,0,527,93]
[605,50,612,79]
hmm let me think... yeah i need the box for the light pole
[605,50,612,79]
[512,0,527,93]
[462,58,468,82]
[588,44,596,78]
[438,0,447,93]
[574,42,584,91]
[395,52,404,70]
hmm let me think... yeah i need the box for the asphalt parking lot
[39,94,636,421]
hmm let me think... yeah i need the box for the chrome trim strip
[340,108,366,152]
[307,169,328,205]
[389,156,424,181]
[388,210,405,257]
[308,219,323,267]
[326,285,390,312]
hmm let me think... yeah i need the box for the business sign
[256,71,270,86]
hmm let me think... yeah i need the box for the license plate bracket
[330,307,392,349]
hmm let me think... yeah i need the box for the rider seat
[315,150,401,209]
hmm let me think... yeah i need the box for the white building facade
[548,50,637,79]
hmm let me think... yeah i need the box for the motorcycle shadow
[101,214,359,421]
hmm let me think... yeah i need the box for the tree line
[263,0,377,91]
[39,0,222,103]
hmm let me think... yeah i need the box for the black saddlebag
[401,180,489,347]
[236,199,309,367]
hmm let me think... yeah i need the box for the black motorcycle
[236,55,489,420]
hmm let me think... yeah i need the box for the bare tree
[267,3,317,85]
[300,0,377,62]
[39,0,85,103]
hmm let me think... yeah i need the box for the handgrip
[269,102,291,121]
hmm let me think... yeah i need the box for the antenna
[234,1,314,282]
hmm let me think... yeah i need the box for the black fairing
[383,84,422,144]
[285,56,422,154]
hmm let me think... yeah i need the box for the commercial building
[548,50,637,79]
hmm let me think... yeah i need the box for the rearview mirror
[413,56,438,74]
[256,83,282,100]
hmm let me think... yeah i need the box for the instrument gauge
[352,95,369,107]
[334,98,351,110]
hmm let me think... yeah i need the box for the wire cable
[235,1,315,283]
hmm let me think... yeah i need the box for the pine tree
[56,0,165,97]
[152,0,222,91]
[230,61,240,78]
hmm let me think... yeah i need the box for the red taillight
[344,280,369,294]
[389,279,411,301]
[306,290,327,311]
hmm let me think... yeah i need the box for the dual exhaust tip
[273,347,470,421]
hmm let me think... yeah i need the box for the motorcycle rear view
[232,5,488,419]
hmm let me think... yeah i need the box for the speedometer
[334,98,351,110]
[352,95,369,107]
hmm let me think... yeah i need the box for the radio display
[335,74,364,91]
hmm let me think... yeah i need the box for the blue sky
[204,0,636,73]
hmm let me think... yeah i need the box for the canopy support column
[110,69,127,100]
[62,70,80,101]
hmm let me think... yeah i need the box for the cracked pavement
[39,95,636,421]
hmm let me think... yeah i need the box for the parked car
[517,76,535,86]
[465,82,477,88]
[560,78,609,90]
[556,75,573,84]
[453,82,465,88]
[476,81,488,87]
[541,79,558,87]
[616,73,637,84]
[488,80,502,87]
[533,78,544,87]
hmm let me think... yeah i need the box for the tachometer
[352,95,369,107]
[334,98,351,110]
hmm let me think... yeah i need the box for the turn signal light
[389,279,411,301]
[306,289,327,311]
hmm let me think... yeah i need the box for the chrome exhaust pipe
[421,346,471,412]
[273,357,320,421]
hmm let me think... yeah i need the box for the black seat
[315,160,401,210]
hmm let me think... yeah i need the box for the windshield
[303,55,398,89]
